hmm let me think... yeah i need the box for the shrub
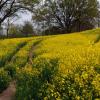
[16,58,59,100]
[4,63,16,78]
[16,67,40,100]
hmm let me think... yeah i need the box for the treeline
[7,21,35,38]
[0,21,35,38]
[33,0,100,35]
[0,0,100,37]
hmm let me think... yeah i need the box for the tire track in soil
[0,81,16,100]
[0,41,28,100]
[0,39,42,100]
[2,41,27,67]
[28,39,42,66]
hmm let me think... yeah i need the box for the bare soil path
[0,81,16,100]
[0,43,27,100]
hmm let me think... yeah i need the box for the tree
[96,10,100,27]
[2,13,20,37]
[8,24,22,37]
[0,25,3,36]
[0,0,39,25]
[32,0,99,34]
[21,21,34,36]
[0,0,18,25]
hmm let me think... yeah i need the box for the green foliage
[33,0,99,34]
[21,21,34,36]
[4,64,16,78]
[8,25,22,38]
[16,58,59,99]
[0,69,11,93]
[94,34,100,44]
[16,67,40,100]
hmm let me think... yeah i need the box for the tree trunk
[6,18,10,37]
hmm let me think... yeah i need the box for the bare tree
[32,0,99,34]
[0,0,18,25]
[0,0,39,25]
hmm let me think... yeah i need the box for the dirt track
[0,81,16,100]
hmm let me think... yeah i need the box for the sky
[14,11,32,25]
[16,0,100,25]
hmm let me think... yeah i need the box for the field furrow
[0,38,31,67]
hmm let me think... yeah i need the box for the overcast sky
[16,0,100,25]
[14,11,32,24]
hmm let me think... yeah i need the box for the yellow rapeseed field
[31,28,100,99]
[0,29,100,100]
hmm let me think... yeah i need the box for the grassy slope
[0,28,100,99]
[16,28,100,99]
[34,28,100,99]
[32,28,100,75]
